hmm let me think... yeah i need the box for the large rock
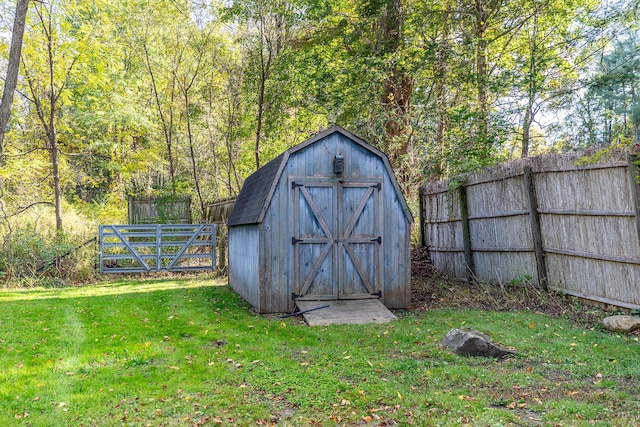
[602,315,640,333]
[441,328,516,358]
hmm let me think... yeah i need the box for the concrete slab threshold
[295,299,396,326]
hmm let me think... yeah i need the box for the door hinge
[371,236,382,244]
[292,237,303,244]
[372,183,381,190]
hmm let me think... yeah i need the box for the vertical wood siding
[252,132,411,312]
[228,225,260,309]
[420,153,640,309]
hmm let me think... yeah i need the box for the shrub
[0,204,100,287]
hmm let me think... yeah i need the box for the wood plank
[544,247,640,265]
[628,154,640,252]
[292,182,301,297]
[296,299,396,326]
[537,208,634,217]
[376,179,384,300]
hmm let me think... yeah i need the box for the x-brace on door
[291,178,383,300]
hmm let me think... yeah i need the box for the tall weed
[0,204,100,287]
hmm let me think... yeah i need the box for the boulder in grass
[441,328,516,358]
[602,315,640,333]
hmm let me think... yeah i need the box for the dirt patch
[409,247,612,329]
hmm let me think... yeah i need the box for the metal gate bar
[98,224,216,273]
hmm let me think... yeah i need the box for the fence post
[98,225,104,273]
[523,166,548,290]
[128,196,134,224]
[628,155,640,247]
[458,185,474,282]
[156,224,162,271]
[419,186,426,248]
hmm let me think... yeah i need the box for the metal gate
[98,224,216,273]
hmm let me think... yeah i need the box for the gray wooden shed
[227,126,413,314]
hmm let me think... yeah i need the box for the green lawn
[1,276,639,426]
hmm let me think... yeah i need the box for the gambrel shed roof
[228,125,413,227]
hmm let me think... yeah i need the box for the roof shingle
[227,153,285,227]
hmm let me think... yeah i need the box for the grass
[1,276,639,426]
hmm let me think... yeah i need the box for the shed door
[291,179,382,300]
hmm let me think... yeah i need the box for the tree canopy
[0,0,638,247]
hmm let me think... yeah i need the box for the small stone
[441,328,516,358]
[602,315,640,333]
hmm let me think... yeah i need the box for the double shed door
[291,178,383,300]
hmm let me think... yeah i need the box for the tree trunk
[47,9,63,232]
[521,99,532,157]
[631,85,639,146]
[474,0,489,158]
[184,90,206,220]
[224,82,241,195]
[435,7,451,176]
[0,0,30,161]
[48,128,63,231]
[254,15,272,171]
[143,44,177,192]
[255,78,265,170]
[378,0,414,183]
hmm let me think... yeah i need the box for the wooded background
[0,0,639,283]
[420,152,640,308]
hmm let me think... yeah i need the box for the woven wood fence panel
[420,152,640,309]
[128,196,192,224]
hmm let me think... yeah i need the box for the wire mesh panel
[98,224,216,273]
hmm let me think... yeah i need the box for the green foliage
[0,203,100,285]
[0,227,91,284]
[510,273,534,287]
[0,278,639,425]
[0,0,639,275]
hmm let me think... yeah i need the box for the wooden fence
[206,199,236,272]
[128,196,192,224]
[420,152,640,309]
